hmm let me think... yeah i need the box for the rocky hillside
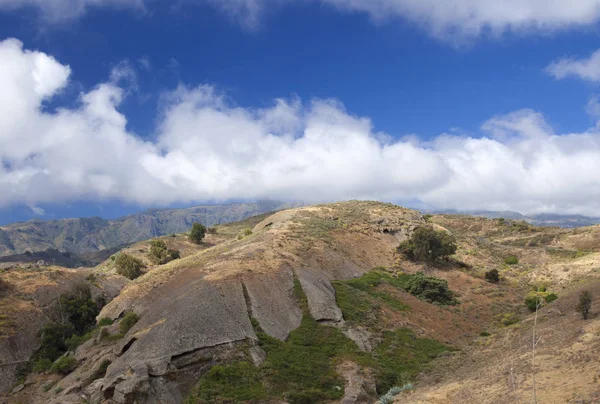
[0,201,292,258]
[2,201,600,404]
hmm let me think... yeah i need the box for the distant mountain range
[0,201,294,258]
[428,209,600,228]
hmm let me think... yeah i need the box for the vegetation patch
[374,329,448,393]
[189,222,207,244]
[50,355,78,375]
[115,253,145,280]
[119,312,139,334]
[398,226,457,264]
[504,255,519,265]
[147,239,181,265]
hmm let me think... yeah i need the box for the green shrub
[119,312,139,334]
[90,359,111,381]
[115,253,145,280]
[189,222,207,244]
[65,332,93,351]
[397,226,457,264]
[147,239,180,265]
[59,286,99,335]
[244,228,253,236]
[501,313,519,326]
[576,290,592,320]
[98,317,114,326]
[403,272,456,305]
[33,358,53,373]
[34,323,75,362]
[484,269,500,283]
[525,295,542,311]
[50,355,78,375]
[504,255,519,265]
[187,361,267,403]
[545,293,558,303]
[479,331,491,337]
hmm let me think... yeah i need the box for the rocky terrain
[0,201,293,258]
[1,201,599,403]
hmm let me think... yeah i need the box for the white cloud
[4,0,600,40]
[586,95,600,119]
[546,49,600,82]
[29,205,45,216]
[0,0,143,21]
[4,38,600,215]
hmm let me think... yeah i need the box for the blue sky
[2,0,600,224]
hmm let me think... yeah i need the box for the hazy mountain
[427,209,600,228]
[0,201,295,257]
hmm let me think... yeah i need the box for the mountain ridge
[0,201,295,258]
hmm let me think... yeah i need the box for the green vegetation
[32,358,52,373]
[98,317,114,326]
[187,273,450,403]
[50,355,78,375]
[90,359,111,381]
[186,361,267,403]
[189,222,207,244]
[577,290,592,320]
[119,312,139,334]
[504,255,519,265]
[59,286,99,334]
[374,329,448,393]
[545,293,558,303]
[525,294,543,311]
[403,272,457,305]
[485,269,500,283]
[333,268,456,319]
[397,226,457,264]
[147,239,181,265]
[33,285,99,365]
[115,253,145,280]
[380,384,413,404]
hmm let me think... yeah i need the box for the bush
[403,272,456,305]
[33,358,53,373]
[397,226,457,264]
[98,317,114,326]
[504,255,519,265]
[119,312,139,334]
[485,269,500,283]
[115,253,145,280]
[90,359,111,381]
[525,295,542,311]
[59,286,99,335]
[576,290,592,320]
[65,333,93,351]
[50,355,78,375]
[147,239,180,265]
[189,222,207,244]
[35,323,75,363]
[545,293,558,303]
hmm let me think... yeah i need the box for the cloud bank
[546,49,600,82]
[4,0,600,40]
[3,38,600,215]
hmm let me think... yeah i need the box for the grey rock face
[101,277,257,403]
[296,267,343,323]
[243,269,302,341]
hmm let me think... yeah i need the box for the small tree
[485,269,500,283]
[148,239,180,265]
[115,253,145,280]
[189,222,207,244]
[397,226,457,264]
[576,290,592,320]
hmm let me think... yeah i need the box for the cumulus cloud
[5,0,600,40]
[3,38,600,215]
[546,49,600,82]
